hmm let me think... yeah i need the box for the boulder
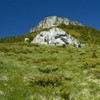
[31,28,82,47]
[24,38,29,42]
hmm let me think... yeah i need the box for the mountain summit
[1,16,100,46]
[30,16,83,47]
[30,16,83,32]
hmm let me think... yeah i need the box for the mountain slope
[0,16,100,45]
[0,43,100,100]
[0,16,100,100]
[57,24,100,44]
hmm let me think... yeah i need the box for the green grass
[0,43,100,100]
[57,24,100,44]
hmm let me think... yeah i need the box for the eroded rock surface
[30,16,83,32]
[31,28,82,47]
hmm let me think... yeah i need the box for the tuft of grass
[38,66,59,73]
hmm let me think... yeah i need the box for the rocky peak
[30,16,83,32]
[31,28,82,47]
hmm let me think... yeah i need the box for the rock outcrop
[24,38,29,42]
[30,16,83,32]
[31,28,82,47]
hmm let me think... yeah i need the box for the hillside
[0,43,100,100]
[0,24,100,45]
[0,16,100,100]
[0,16,100,45]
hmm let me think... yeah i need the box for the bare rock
[31,28,82,47]
[30,16,83,32]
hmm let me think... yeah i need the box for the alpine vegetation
[0,16,100,100]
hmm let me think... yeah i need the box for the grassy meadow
[0,42,100,100]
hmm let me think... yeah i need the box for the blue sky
[0,0,100,38]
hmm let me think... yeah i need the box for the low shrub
[88,69,100,79]
[0,46,9,53]
[38,66,58,73]
[92,52,97,58]
[29,74,64,87]
[81,62,98,69]
[59,84,72,100]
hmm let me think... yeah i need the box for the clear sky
[0,0,100,38]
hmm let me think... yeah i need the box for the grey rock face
[30,16,83,32]
[31,28,82,47]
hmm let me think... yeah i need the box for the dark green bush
[0,46,9,53]
[38,66,58,73]
[57,23,67,29]
[60,85,72,100]
[80,61,99,69]
[62,44,66,48]
[29,74,64,87]
[92,52,97,58]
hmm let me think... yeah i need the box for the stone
[24,38,29,42]
[30,16,83,32]
[31,28,82,47]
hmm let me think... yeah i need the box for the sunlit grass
[0,43,100,100]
